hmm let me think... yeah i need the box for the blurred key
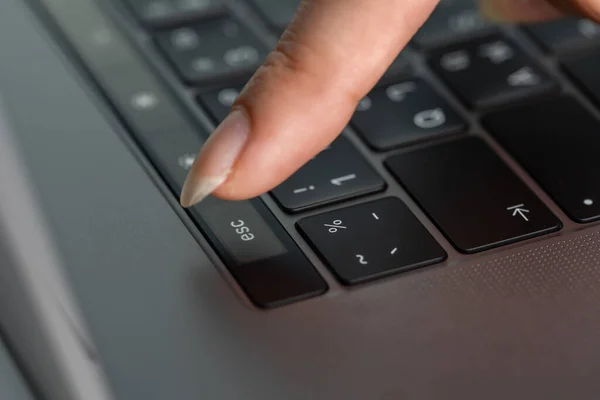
[413,0,495,49]
[247,0,299,32]
[563,51,600,107]
[157,17,268,84]
[430,35,556,108]
[525,18,600,54]
[124,0,227,29]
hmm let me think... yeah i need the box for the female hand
[180,0,600,207]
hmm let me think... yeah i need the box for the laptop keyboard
[38,0,600,308]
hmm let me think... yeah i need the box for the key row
[155,14,413,86]
[125,0,600,57]
[159,21,568,115]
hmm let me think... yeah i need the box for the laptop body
[1,0,600,399]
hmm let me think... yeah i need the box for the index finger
[180,0,439,207]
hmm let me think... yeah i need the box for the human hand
[180,0,600,208]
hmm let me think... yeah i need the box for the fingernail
[180,109,250,208]
[480,0,562,21]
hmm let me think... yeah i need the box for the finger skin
[480,0,600,22]
[210,0,439,200]
[546,0,600,21]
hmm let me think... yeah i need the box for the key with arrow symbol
[507,204,530,222]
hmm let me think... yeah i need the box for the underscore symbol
[324,220,347,234]
[330,174,356,186]
[507,204,530,222]
[355,255,368,265]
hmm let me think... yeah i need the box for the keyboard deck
[37,0,600,308]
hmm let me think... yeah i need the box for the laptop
[1,0,600,398]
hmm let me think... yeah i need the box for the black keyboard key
[386,138,561,253]
[525,18,600,54]
[430,35,557,108]
[352,79,466,151]
[157,17,268,84]
[563,51,600,107]
[413,0,494,49]
[271,136,386,212]
[297,198,446,285]
[198,83,244,122]
[483,97,600,223]
[247,0,299,32]
[190,197,328,308]
[124,0,227,29]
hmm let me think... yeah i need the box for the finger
[480,0,600,22]
[180,0,439,207]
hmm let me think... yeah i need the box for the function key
[247,0,299,32]
[525,18,600,55]
[352,79,466,151]
[297,198,446,285]
[483,96,600,223]
[386,138,562,253]
[413,0,495,49]
[157,17,268,84]
[271,136,386,212]
[429,35,557,109]
[124,0,228,29]
[563,51,600,107]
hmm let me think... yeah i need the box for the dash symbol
[293,185,315,194]
[390,247,398,255]
[372,213,379,220]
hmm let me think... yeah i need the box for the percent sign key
[324,220,347,234]
[297,198,447,285]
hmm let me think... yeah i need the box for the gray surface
[1,0,600,400]
[0,339,36,400]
